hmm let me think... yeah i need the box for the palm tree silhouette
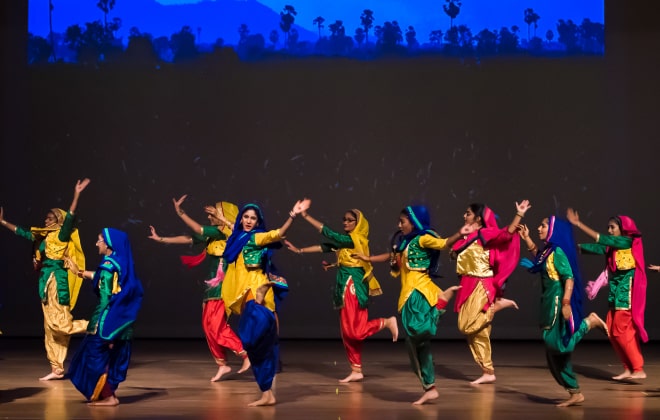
[280,5,297,49]
[48,0,56,61]
[360,9,375,45]
[96,0,116,32]
[443,0,462,29]
[524,8,540,40]
[313,16,325,40]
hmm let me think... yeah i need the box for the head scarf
[93,228,144,340]
[30,208,85,309]
[607,215,647,342]
[396,205,442,277]
[343,209,382,295]
[224,203,281,265]
[525,216,584,341]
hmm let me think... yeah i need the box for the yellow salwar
[457,281,495,374]
[42,274,89,374]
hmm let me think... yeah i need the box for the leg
[609,310,645,379]
[493,297,518,312]
[248,389,276,407]
[467,326,496,385]
[457,284,496,384]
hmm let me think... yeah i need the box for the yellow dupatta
[31,208,85,309]
[345,209,382,296]
[206,201,239,256]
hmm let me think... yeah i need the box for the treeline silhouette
[29,2,604,65]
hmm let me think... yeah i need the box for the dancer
[0,178,90,380]
[67,228,144,406]
[452,200,530,385]
[221,199,310,406]
[283,208,398,383]
[363,206,468,404]
[519,216,608,407]
[567,208,648,380]
[148,195,249,381]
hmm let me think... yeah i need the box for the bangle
[577,222,581,228]
[159,237,164,243]
[77,270,84,279]
[516,212,525,218]
[527,245,536,252]
[289,210,296,218]
[0,220,6,225]
[297,248,303,255]
[178,210,185,216]
[561,299,570,306]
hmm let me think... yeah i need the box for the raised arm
[300,210,323,232]
[69,178,91,215]
[566,208,599,241]
[148,225,193,245]
[0,207,18,233]
[506,200,531,234]
[172,194,205,234]
[518,224,538,254]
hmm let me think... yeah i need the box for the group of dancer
[0,179,654,408]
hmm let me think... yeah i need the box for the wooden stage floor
[1,337,660,419]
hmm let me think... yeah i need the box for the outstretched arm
[0,207,17,233]
[518,224,538,254]
[148,225,193,245]
[352,252,390,263]
[300,211,323,232]
[648,264,660,273]
[506,200,531,234]
[172,195,205,234]
[283,239,322,255]
[566,208,599,241]
[69,178,90,215]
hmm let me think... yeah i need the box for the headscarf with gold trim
[339,209,382,296]
[30,208,85,309]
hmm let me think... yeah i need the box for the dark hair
[608,216,622,230]
[346,210,358,220]
[468,203,486,224]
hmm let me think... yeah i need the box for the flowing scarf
[93,228,144,340]
[521,216,584,343]
[344,209,382,295]
[607,215,648,342]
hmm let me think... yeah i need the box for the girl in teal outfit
[519,216,608,407]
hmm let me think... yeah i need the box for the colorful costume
[521,216,588,394]
[452,206,519,376]
[318,209,385,373]
[579,215,647,373]
[179,202,246,367]
[69,228,144,401]
[221,204,288,392]
[391,206,451,391]
[14,208,88,375]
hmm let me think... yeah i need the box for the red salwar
[607,309,644,372]
[202,299,246,364]
[340,278,385,370]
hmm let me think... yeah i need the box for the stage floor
[1,337,659,419]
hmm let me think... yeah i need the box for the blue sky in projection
[29,0,603,47]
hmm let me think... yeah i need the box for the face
[608,220,622,236]
[398,214,414,235]
[96,234,110,255]
[241,209,259,232]
[464,208,482,226]
[342,212,357,233]
[44,212,58,227]
[538,218,549,241]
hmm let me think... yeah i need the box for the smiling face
[342,211,357,233]
[44,211,58,228]
[96,234,110,255]
[608,218,622,236]
[241,209,259,232]
[538,218,549,241]
[398,214,414,235]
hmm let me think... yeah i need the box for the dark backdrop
[1,1,658,340]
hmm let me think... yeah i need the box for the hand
[321,260,337,271]
[204,205,221,218]
[283,239,298,253]
[74,178,91,194]
[648,264,660,272]
[515,199,531,216]
[561,304,572,321]
[291,198,311,216]
[148,225,160,241]
[459,223,476,236]
[566,208,580,226]
[63,256,80,274]
[518,224,530,240]
[173,195,187,214]
[350,252,369,262]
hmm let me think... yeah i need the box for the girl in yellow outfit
[0,179,90,380]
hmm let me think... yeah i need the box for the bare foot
[412,387,439,405]
[88,395,120,406]
[493,298,518,312]
[629,370,647,379]
[211,364,232,382]
[385,316,398,342]
[39,372,64,381]
[248,390,276,407]
[237,356,251,374]
[587,312,609,336]
[556,392,584,407]
[612,369,632,380]
[339,371,364,383]
[470,373,496,385]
